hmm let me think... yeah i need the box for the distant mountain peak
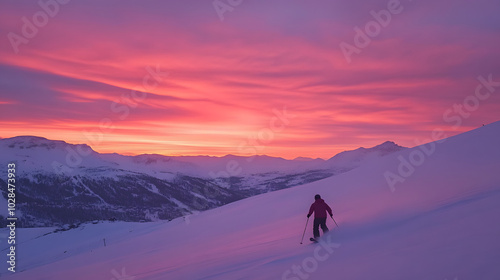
[6,135,51,142]
[370,141,406,155]
[374,140,400,148]
[293,156,322,161]
[294,156,312,161]
[132,154,172,164]
[3,135,64,149]
[325,140,406,169]
[1,135,95,154]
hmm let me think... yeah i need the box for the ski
[310,237,318,243]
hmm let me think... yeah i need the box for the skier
[307,194,333,240]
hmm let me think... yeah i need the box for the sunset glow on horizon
[1,0,499,159]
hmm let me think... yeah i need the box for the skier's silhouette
[307,194,333,239]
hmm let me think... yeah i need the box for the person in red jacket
[307,194,333,239]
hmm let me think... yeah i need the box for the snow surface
[1,122,500,279]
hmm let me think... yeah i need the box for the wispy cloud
[0,0,499,158]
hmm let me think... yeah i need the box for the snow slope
[1,122,499,279]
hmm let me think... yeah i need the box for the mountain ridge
[0,135,406,227]
[0,135,404,163]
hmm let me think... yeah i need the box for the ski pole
[331,215,339,228]
[300,217,309,244]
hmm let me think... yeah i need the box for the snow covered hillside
[0,136,403,227]
[1,122,499,279]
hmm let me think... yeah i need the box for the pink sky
[0,0,499,159]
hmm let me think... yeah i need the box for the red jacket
[308,199,333,218]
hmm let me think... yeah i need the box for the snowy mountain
[1,122,498,279]
[325,140,405,169]
[0,136,404,227]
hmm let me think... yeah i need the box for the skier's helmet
[314,194,321,200]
